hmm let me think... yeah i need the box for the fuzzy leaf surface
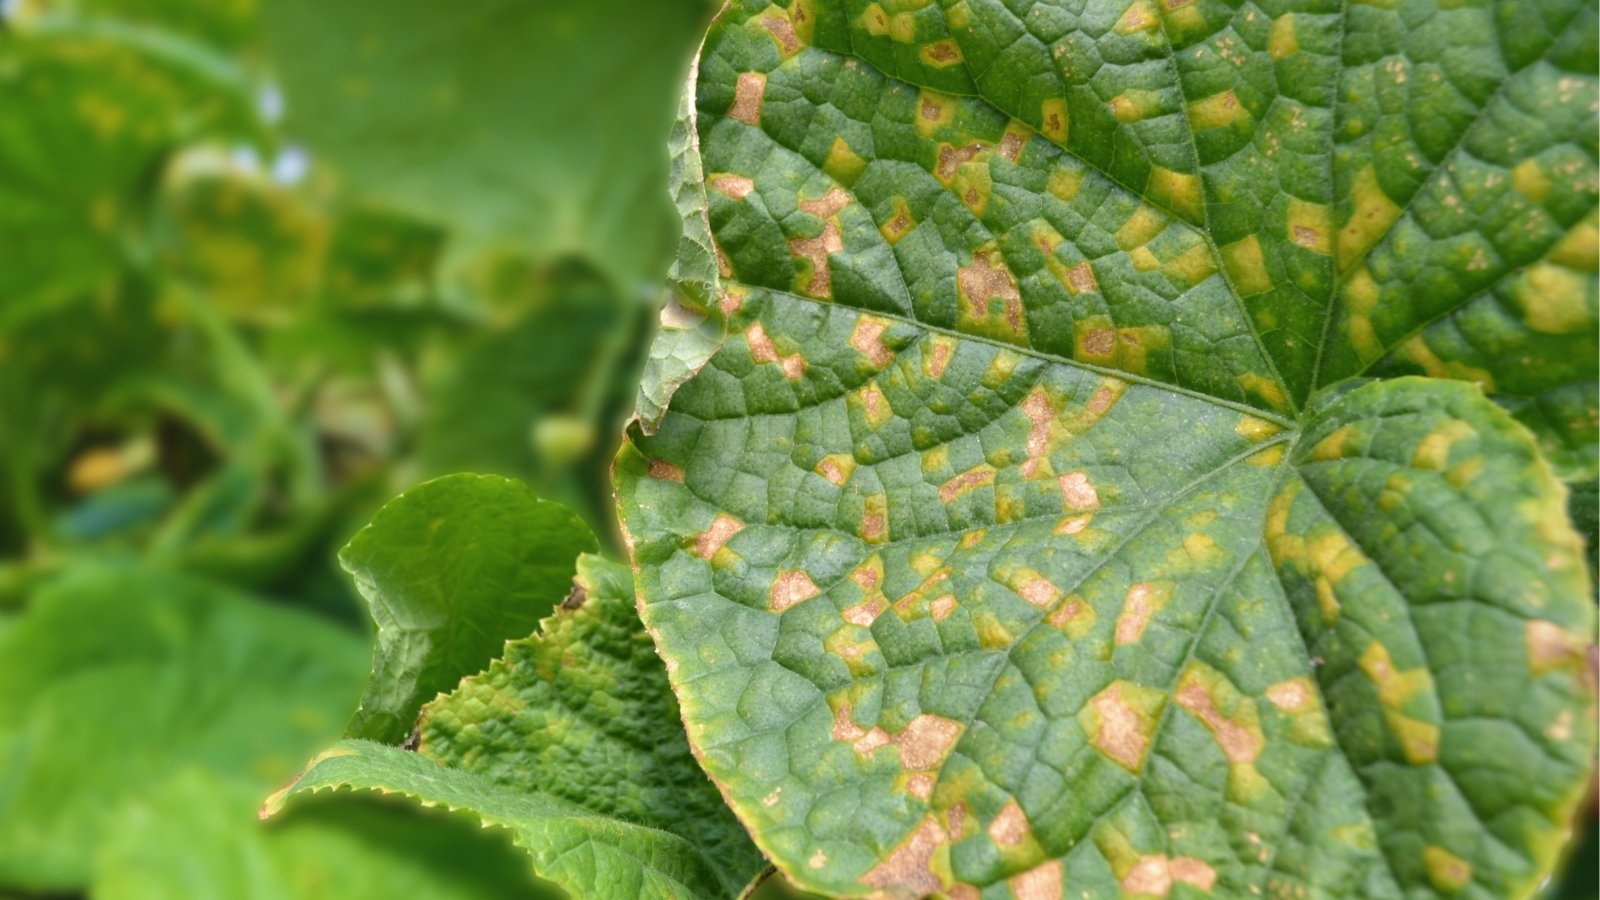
[616,2,1599,896]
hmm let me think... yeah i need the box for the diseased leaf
[0,565,367,891]
[270,555,766,899]
[615,3,1600,896]
[339,473,598,743]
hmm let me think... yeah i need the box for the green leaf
[96,770,559,900]
[0,564,367,891]
[262,0,715,287]
[270,555,766,898]
[615,3,1599,896]
[339,473,598,743]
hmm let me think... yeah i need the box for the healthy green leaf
[0,564,367,891]
[96,770,559,900]
[262,0,715,288]
[270,554,767,899]
[339,473,598,743]
[615,2,1599,896]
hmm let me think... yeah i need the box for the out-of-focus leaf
[95,770,559,900]
[262,0,714,286]
[1568,479,1599,580]
[0,564,367,891]
[339,474,598,744]
[270,555,765,898]
[615,3,1599,893]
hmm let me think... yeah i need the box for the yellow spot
[920,40,963,68]
[1188,89,1247,130]
[1235,373,1288,412]
[769,570,820,612]
[1517,263,1591,334]
[1511,159,1551,204]
[1392,333,1494,390]
[1235,416,1281,443]
[1412,420,1474,470]
[1040,98,1069,143]
[1046,165,1083,201]
[1310,424,1352,461]
[1221,235,1271,295]
[1358,642,1439,764]
[1549,214,1599,268]
[1341,265,1384,362]
[1108,89,1162,123]
[1338,165,1401,270]
[1114,581,1170,645]
[1164,243,1217,284]
[859,2,890,36]
[1155,0,1205,32]
[1268,14,1298,59]
[729,72,766,125]
[1147,166,1203,221]
[888,11,916,42]
[1423,845,1472,893]
[1115,205,1166,251]
[1080,680,1165,772]
[1287,198,1332,254]
[823,137,868,186]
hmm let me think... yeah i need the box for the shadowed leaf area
[616,1,1599,897]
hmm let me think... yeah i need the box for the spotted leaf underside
[616,1,1599,897]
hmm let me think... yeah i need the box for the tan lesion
[956,248,1027,342]
[768,570,820,612]
[708,173,754,200]
[744,322,806,379]
[729,72,766,126]
[1120,854,1218,896]
[849,316,895,367]
[694,513,744,559]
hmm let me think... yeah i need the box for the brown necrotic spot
[709,174,754,199]
[930,595,956,621]
[1020,388,1054,477]
[799,186,851,218]
[940,465,996,502]
[695,513,743,559]
[935,142,987,182]
[1114,582,1159,645]
[788,219,843,298]
[1058,471,1100,511]
[1009,861,1062,900]
[647,459,685,482]
[1175,680,1262,764]
[860,817,948,895]
[893,714,962,769]
[769,570,819,612]
[842,596,886,626]
[1055,515,1092,535]
[1016,576,1060,609]
[957,249,1025,336]
[849,316,894,367]
[1065,261,1097,294]
[1087,683,1151,771]
[758,9,803,56]
[986,799,1029,846]
[920,39,963,67]
[729,71,766,125]
[905,772,934,800]
[1122,855,1217,896]
[925,337,955,378]
[1082,327,1116,355]
[745,322,806,379]
[997,127,1028,162]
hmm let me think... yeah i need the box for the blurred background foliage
[0,0,721,896]
[0,0,1587,898]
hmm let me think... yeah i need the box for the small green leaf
[0,565,367,891]
[96,770,559,900]
[271,555,766,899]
[339,474,598,743]
[617,3,1599,895]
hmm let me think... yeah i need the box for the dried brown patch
[1066,261,1097,294]
[936,142,987,181]
[800,186,851,218]
[808,849,827,869]
[930,596,956,621]
[1058,471,1101,511]
[850,317,894,366]
[906,773,935,800]
[1091,683,1148,770]
[1291,225,1321,248]
[852,565,881,591]
[986,799,1029,846]
[940,466,996,502]
[1175,681,1261,763]
[1122,855,1217,895]
[1265,680,1310,712]
[1009,860,1063,900]
[729,72,766,125]
[1083,327,1116,355]
[842,596,886,626]
[709,174,754,199]
[894,714,963,768]
[927,340,953,378]
[745,322,806,379]
[760,10,803,55]
[1021,388,1054,477]
[788,220,844,298]
[958,249,1024,334]
[1017,577,1060,609]
[695,514,744,559]
[1087,385,1116,414]
[769,570,820,612]
[1055,515,1092,535]
[1049,598,1086,628]
[861,510,887,543]
[647,460,685,482]
[860,817,947,895]
[998,129,1028,162]
[1114,582,1157,645]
